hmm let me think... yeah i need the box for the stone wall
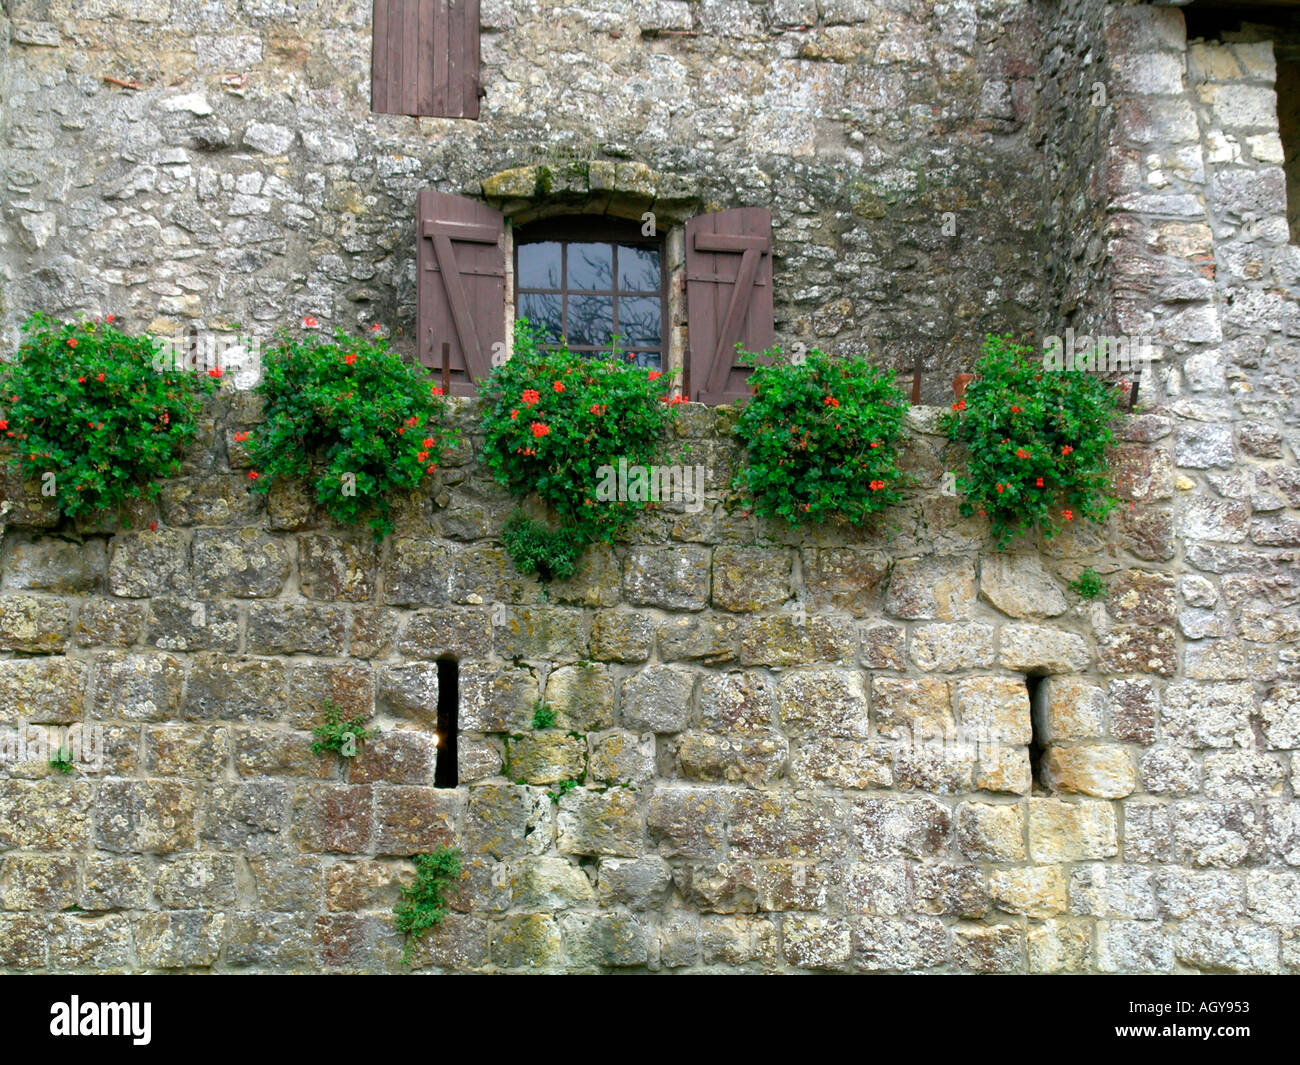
[0,387,1296,974]
[0,0,1047,400]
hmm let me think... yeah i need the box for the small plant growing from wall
[479,320,680,580]
[547,778,581,804]
[1068,567,1108,601]
[941,333,1121,547]
[247,323,458,541]
[393,847,462,964]
[731,348,908,525]
[531,701,556,729]
[48,747,76,776]
[310,699,375,759]
[0,313,215,519]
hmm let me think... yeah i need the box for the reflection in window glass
[517,241,562,289]
[567,295,615,347]
[518,292,562,341]
[618,245,660,291]
[619,296,661,346]
[567,243,613,290]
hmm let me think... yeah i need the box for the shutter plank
[372,0,391,113]
[400,0,420,114]
[464,0,480,119]
[433,0,449,116]
[417,0,435,116]
[447,0,462,118]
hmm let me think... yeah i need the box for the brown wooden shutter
[372,0,481,119]
[685,207,774,404]
[416,190,505,396]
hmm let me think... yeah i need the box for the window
[514,220,666,370]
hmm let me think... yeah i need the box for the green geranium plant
[731,347,908,526]
[0,312,215,518]
[247,321,458,541]
[941,333,1122,547]
[479,320,681,580]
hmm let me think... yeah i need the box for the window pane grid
[515,233,664,370]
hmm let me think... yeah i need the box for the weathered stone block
[648,786,730,858]
[374,785,461,855]
[738,613,856,665]
[495,606,587,661]
[1045,745,1137,799]
[852,797,951,861]
[1000,623,1090,673]
[298,534,378,601]
[557,786,644,857]
[185,654,285,721]
[1027,798,1118,862]
[507,732,586,786]
[870,676,951,739]
[459,663,538,732]
[620,665,695,733]
[711,546,792,611]
[96,779,197,854]
[544,662,614,731]
[246,602,349,655]
[979,553,1066,618]
[677,729,787,786]
[0,657,87,723]
[108,530,190,597]
[192,528,289,597]
[884,556,976,620]
[590,609,655,661]
[624,546,710,609]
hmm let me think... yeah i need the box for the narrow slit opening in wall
[435,657,458,788]
[1025,673,1048,794]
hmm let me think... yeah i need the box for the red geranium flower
[344,353,357,365]
[248,470,259,480]
[422,437,435,448]
[1010,405,1022,413]
[417,451,429,463]
[521,389,541,406]
[951,400,965,411]
[106,314,115,323]
[824,396,839,408]
[1035,477,1044,487]
[233,430,249,443]
[1016,448,1029,459]
[530,421,550,438]
[1061,445,1074,456]
[509,409,519,420]
[589,403,606,416]
[149,521,158,531]
[648,370,662,381]
[1062,509,1074,521]
[304,316,318,327]
[67,338,78,348]
[77,376,86,383]
[869,480,885,491]
[431,386,444,396]
[97,372,106,382]
[552,380,565,393]
[996,483,1005,493]
[208,368,223,378]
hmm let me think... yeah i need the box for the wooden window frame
[512,218,669,369]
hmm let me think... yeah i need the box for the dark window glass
[515,222,666,370]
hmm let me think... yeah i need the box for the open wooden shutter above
[416,189,505,396]
[685,207,774,405]
[372,0,481,119]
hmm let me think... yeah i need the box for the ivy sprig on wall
[247,325,457,541]
[479,320,680,579]
[0,312,215,519]
[731,348,908,526]
[940,333,1121,547]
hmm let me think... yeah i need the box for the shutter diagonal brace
[422,217,501,382]
[693,229,769,396]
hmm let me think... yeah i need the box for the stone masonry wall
[0,0,1047,401]
[0,387,1296,974]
